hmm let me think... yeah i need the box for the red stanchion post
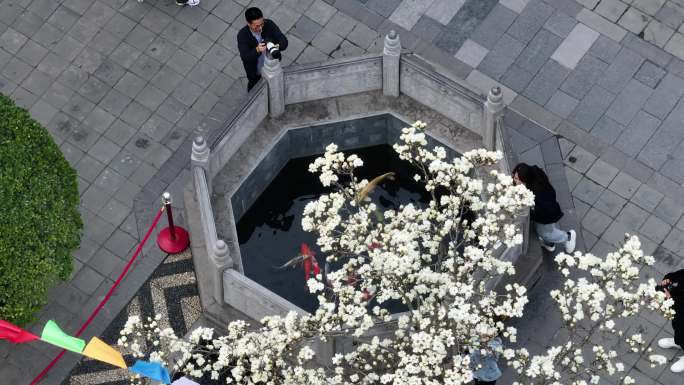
[157,192,190,253]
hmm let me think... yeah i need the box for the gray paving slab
[574,176,605,205]
[632,183,665,211]
[506,0,554,44]
[566,144,598,173]
[613,110,659,158]
[654,196,684,225]
[516,28,562,74]
[604,78,653,125]
[647,172,684,208]
[410,15,444,43]
[598,47,645,93]
[543,11,577,38]
[659,156,684,184]
[586,157,620,187]
[595,188,627,217]
[634,60,667,88]
[643,72,684,119]
[582,207,613,236]
[478,33,525,80]
[545,90,578,119]
[659,1,684,29]
[590,115,624,144]
[639,116,684,170]
[616,201,649,230]
[602,219,633,246]
[551,23,599,70]
[523,58,570,105]
[501,64,535,93]
[7,0,684,383]
[641,215,672,243]
[560,53,608,99]
[644,20,675,48]
[365,0,402,18]
[346,22,378,49]
[619,6,650,35]
[596,0,628,23]
[608,171,641,199]
[577,8,628,42]
[470,4,518,49]
[568,84,616,131]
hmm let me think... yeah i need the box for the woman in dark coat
[512,163,576,253]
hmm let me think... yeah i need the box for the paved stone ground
[3,0,684,384]
[63,250,201,385]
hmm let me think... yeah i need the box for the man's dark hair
[245,7,263,22]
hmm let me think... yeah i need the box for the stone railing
[208,82,269,179]
[283,54,383,104]
[189,30,528,324]
[190,137,231,304]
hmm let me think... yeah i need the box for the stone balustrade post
[212,239,231,303]
[192,136,211,194]
[482,87,504,150]
[518,207,530,255]
[262,55,285,117]
[382,30,401,97]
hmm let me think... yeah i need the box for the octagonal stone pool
[236,144,431,312]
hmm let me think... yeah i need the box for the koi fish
[356,172,395,203]
[276,243,320,280]
[301,243,320,280]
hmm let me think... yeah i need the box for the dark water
[236,145,430,313]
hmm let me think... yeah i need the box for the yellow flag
[83,337,127,369]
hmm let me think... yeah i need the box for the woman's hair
[512,163,553,193]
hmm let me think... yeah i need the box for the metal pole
[162,192,176,241]
[157,192,190,254]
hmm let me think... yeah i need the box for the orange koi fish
[301,243,320,280]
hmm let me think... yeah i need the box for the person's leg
[535,222,576,253]
[535,222,568,244]
[247,75,261,91]
[673,314,684,347]
[474,380,496,385]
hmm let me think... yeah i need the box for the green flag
[40,320,86,353]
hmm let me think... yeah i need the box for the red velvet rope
[30,207,166,385]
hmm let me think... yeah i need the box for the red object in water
[0,320,39,343]
[158,193,190,254]
[300,243,320,280]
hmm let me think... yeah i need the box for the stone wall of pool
[230,113,460,222]
[183,32,531,339]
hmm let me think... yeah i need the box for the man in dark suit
[237,7,288,91]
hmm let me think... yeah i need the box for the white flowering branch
[118,121,671,385]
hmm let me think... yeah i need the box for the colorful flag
[172,377,200,385]
[131,360,171,384]
[0,320,39,343]
[83,337,127,369]
[40,320,86,353]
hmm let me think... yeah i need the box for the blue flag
[130,360,171,384]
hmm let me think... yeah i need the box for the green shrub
[0,93,82,325]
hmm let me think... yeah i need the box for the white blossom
[116,121,671,385]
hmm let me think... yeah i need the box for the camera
[656,281,680,295]
[265,41,281,60]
